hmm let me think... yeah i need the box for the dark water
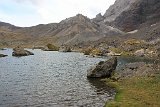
[0,49,115,107]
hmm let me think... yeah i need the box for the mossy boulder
[124,39,142,45]
[43,44,59,51]
[59,46,72,52]
[83,48,92,55]
[83,47,108,56]
[87,57,117,78]
[12,47,34,57]
[90,48,103,56]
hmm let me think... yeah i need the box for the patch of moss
[121,51,132,56]
[82,48,102,56]
[124,39,142,45]
[83,48,92,55]
[90,48,102,56]
[109,47,122,54]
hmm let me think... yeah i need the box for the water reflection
[87,78,115,94]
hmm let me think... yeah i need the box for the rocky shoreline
[86,55,160,106]
[0,47,159,106]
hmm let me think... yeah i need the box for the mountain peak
[59,14,90,26]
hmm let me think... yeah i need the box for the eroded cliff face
[99,0,160,32]
[113,0,160,31]
[103,0,137,23]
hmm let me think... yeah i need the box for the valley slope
[0,0,159,49]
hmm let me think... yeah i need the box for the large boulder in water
[87,57,117,78]
[12,47,34,56]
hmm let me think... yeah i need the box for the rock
[0,54,7,57]
[12,47,34,57]
[118,62,155,78]
[43,44,59,51]
[32,46,46,50]
[92,13,105,22]
[134,49,145,57]
[0,48,6,50]
[125,62,145,70]
[107,51,121,56]
[59,46,72,52]
[87,57,117,78]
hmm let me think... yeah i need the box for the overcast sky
[0,0,116,27]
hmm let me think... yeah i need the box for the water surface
[0,49,115,107]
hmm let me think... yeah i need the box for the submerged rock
[87,57,117,78]
[0,54,7,57]
[12,47,34,57]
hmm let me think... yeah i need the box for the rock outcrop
[103,0,137,23]
[42,44,59,51]
[12,47,34,56]
[117,62,156,79]
[92,13,105,22]
[87,57,117,78]
[107,0,160,31]
[59,46,72,52]
[134,49,145,57]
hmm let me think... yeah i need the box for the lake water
[0,49,115,107]
[0,49,156,107]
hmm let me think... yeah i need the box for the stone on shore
[87,57,117,78]
[117,62,155,79]
[0,54,7,57]
[42,44,59,51]
[12,47,34,56]
[134,49,145,57]
[59,46,72,52]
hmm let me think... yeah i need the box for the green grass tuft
[105,74,160,107]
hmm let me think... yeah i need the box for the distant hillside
[0,14,124,47]
[0,0,160,48]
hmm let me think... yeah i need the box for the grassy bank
[105,74,160,107]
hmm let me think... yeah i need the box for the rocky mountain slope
[0,14,124,47]
[95,0,160,32]
[0,0,159,48]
